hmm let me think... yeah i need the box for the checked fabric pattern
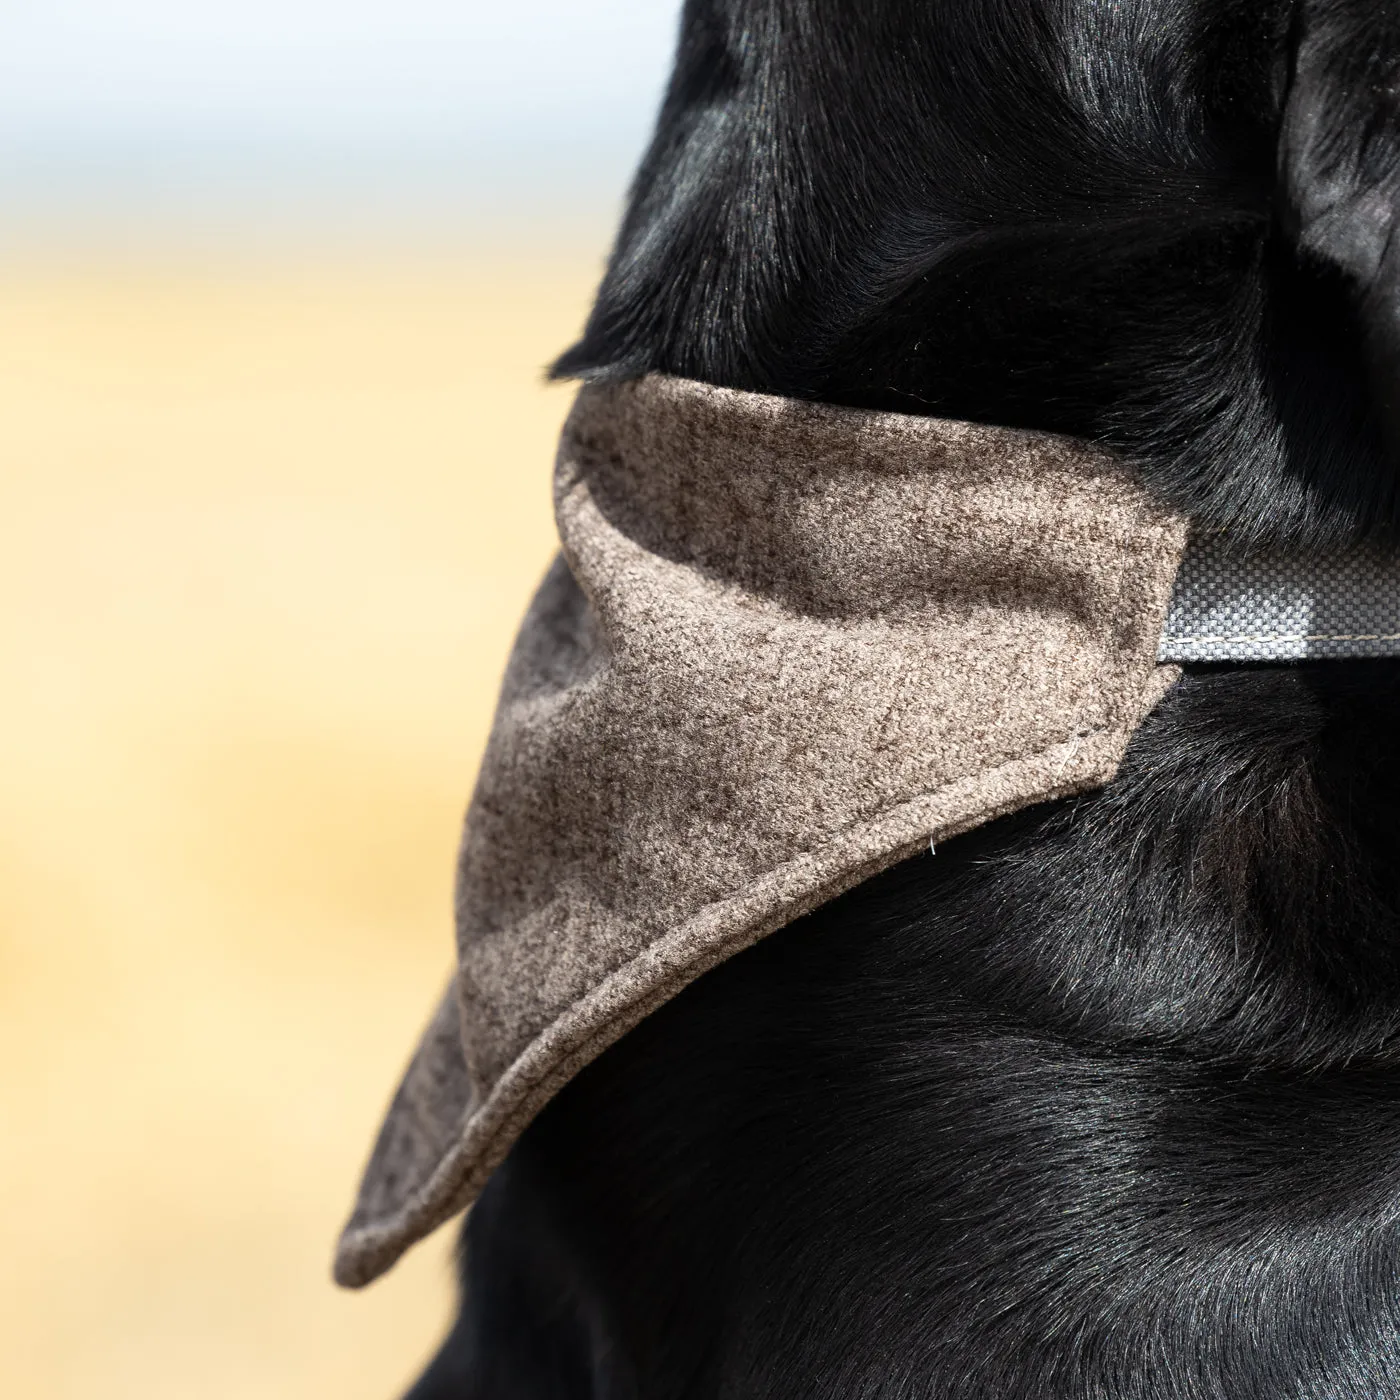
[1160,533,1400,662]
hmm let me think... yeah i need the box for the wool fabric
[334,374,1192,1289]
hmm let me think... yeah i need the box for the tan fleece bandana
[334,373,1195,1289]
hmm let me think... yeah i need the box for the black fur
[407,3,1400,1394]
[559,0,1400,550]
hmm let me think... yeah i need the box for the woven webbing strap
[1160,534,1400,662]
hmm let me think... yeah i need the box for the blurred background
[0,3,679,1396]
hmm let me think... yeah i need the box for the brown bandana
[334,374,1191,1289]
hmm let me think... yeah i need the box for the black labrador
[408,2,1400,1395]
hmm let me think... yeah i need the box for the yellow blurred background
[1,7,681,1392]
[0,249,602,1396]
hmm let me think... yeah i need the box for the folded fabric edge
[332,682,1178,1290]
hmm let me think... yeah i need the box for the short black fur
[406,3,1400,1395]
[559,0,1400,550]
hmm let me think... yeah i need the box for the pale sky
[0,1,682,231]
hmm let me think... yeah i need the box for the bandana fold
[334,375,1190,1288]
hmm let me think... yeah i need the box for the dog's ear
[1281,0,1400,454]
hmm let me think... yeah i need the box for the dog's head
[557,0,1400,548]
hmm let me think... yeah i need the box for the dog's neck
[555,0,1400,553]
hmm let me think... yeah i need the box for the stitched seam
[350,721,1135,1259]
[1164,632,1400,643]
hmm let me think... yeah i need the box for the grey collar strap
[1161,534,1400,663]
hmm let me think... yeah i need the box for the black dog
[408,2,1400,1395]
